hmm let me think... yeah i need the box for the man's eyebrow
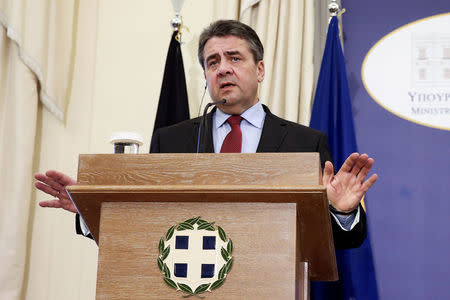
[204,50,242,64]
[225,50,241,56]
[205,53,219,62]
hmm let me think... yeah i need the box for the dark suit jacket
[150,105,366,249]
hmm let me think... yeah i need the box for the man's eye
[232,57,240,62]
[208,61,217,67]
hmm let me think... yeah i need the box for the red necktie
[220,115,243,153]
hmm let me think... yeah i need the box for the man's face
[203,35,265,115]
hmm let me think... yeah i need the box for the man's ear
[257,60,265,82]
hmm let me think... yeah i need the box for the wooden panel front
[97,202,297,300]
[77,153,322,186]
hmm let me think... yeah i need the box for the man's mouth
[220,82,236,89]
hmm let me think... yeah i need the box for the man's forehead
[203,35,251,57]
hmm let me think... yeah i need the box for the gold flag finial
[170,0,189,43]
[171,14,190,43]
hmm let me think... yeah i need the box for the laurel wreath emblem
[157,216,233,298]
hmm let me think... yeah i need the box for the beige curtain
[0,0,78,298]
[0,0,76,119]
[0,26,38,300]
[213,0,315,125]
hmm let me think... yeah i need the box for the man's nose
[217,61,233,76]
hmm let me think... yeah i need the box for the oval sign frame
[362,13,450,131]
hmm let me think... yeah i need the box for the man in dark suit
[152,19,376,249]
[35,20,377,249]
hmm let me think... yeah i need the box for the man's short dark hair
[198,20,264,69]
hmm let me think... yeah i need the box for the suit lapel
[256,105,288,152]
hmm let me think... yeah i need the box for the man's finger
[35,174,65,192]
[339,152,360,173]
[362,174,378,192]
[46,170,77,186]
[39,198,77,213]
[45,178,67,193]
[357,158,374,181]
[351,153,369,176]
[34,173,54,186]
[35,182,61,198]
[39,199,63,208]
[322,161,334,185]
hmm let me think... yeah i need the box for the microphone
[196,99,226,153]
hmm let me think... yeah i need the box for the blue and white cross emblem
[172,234,218,279]
[157,217,234,297]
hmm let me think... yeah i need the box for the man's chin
[217,92,235,103]
[217,93,234,101]
[218,97,236,106]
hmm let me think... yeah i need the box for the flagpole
[150,0,190,140]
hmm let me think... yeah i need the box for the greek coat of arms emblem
[157,217,233,298]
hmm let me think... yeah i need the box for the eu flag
[310,16,378,300]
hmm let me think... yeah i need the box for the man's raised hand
[323,153,378,213]
[34,170,77,213]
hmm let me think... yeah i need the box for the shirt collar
[214,101,265,129]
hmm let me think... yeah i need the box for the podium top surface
[75,153,323,186]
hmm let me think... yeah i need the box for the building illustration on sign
[412,33,450,87]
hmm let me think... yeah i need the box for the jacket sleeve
[331,205,367,249]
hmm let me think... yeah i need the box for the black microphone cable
[196,98,226,153]
[197,84,208,117]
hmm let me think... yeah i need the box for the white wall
[91,0,215,154]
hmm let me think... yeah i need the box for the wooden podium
[67,153,337,300]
